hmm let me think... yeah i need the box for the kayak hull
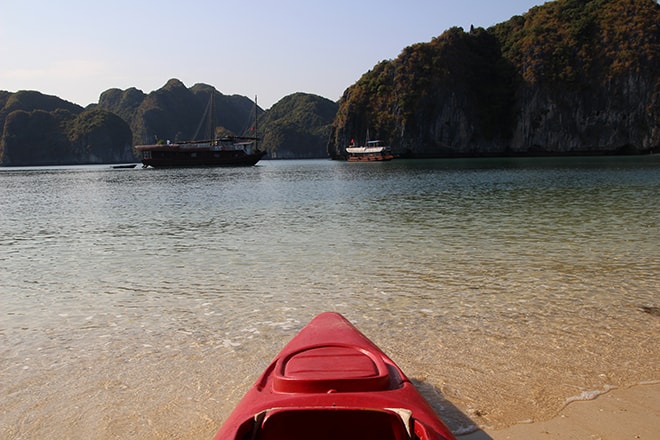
[213,312,456,440]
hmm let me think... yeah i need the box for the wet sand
[458,382,660,439]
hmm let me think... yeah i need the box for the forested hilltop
[2,0,658,166]
[0,91,133,166]
[330,0,659,158]
[258,93,338,159]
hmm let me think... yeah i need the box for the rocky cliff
[329,0,659,158]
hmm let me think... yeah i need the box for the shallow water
[1,157,659,438]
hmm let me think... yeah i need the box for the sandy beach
[458,382,660,439]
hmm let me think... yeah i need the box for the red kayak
[213,312,456,440]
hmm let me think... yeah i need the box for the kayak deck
[273,344,391,393]
[213,312,456,440]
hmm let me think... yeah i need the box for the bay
[1,156,659,438]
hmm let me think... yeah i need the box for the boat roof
[135,135,259,149]
[346,147,386,153]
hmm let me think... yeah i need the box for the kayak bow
[213,312,456,440]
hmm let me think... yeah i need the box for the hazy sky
[1,0,545,109]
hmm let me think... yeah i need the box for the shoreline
[458,382,660,439]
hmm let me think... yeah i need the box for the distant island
[1,0,658,166]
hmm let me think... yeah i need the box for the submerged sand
[458,382,660,439]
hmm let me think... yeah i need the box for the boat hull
[213,312,456,440]
[111,164,137,169]
[347,153,394,162]
[136,145,266,168]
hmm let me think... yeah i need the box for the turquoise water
[1,157,659,437]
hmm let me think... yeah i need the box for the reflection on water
[1,157,659,438]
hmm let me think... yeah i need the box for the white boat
[346,140,394,162]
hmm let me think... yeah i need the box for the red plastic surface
[213,312,456,440]
[274,345,391,393]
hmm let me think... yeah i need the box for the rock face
[510,72,657,154]
[501,0,659,154]
[0,91,134,166]
[329,0,660,158]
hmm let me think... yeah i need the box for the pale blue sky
[1,0,545,109]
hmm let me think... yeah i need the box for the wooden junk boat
[136,136,265,168]
[136,94,266,168]
[213,312,456,440]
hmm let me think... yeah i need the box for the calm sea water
[1,157,659,438]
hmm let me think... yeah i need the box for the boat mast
[210,90,216,143]
[254,95,258,151]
